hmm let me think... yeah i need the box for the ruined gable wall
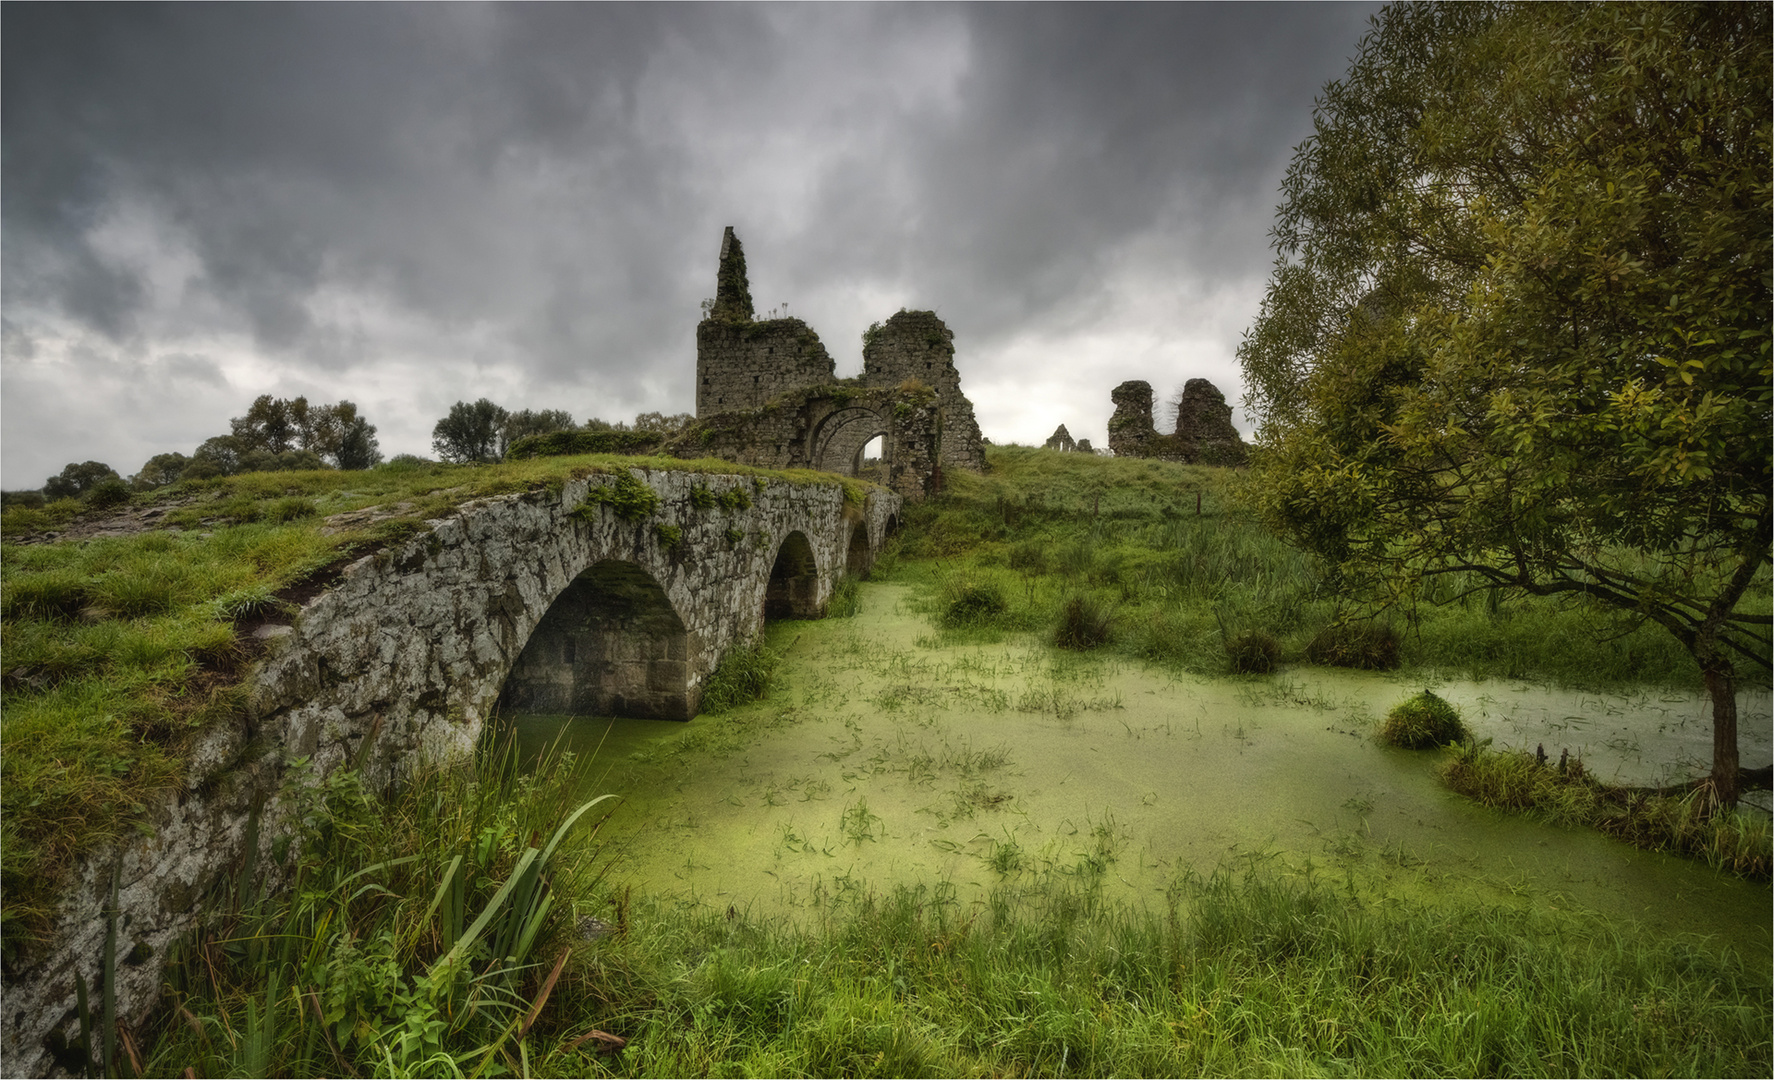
[862,310,986,471]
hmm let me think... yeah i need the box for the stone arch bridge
[3,466,899,1076]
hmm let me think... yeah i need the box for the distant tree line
[2,397,697,509]
[429,400,692,464]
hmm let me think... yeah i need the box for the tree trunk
[1704,664,1740,810]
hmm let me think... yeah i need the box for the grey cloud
[2,2,1379,487]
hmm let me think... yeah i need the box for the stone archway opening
[810,407,889,477]
[765,531,822,618]
[499,559,694,721]
[846,522,871,579]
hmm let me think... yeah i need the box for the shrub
[1380,690,1467,748]
[84,479,132,510]
[942,580,1008,628]
[1226,629,1280,674]
[1054,594,1114,650]
[653,523,682,549]
[1307,621,1400,669]
[0,490,46,510]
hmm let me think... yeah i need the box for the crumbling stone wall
[1044,424,1077,452]
[1108,378,1249,466]
[861,310,987,472]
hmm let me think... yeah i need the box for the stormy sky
[2,2,1378,489]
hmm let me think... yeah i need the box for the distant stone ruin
[1108,378,1248,466]
[1041,424,1095,454]
[686,227,986,499]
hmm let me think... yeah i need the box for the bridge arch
[766,530,823,618]
[808,406,889,476]
[846,521,872,578]
[498,559,694,721]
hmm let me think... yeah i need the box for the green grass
[874,445,1770,690]
[0,454,880,960]
[142,750,1773,1076]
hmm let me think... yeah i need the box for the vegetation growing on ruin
[0,453,878,956]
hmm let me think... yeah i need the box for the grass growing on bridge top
[0,453,879,958]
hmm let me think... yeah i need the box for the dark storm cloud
[1,2,1378,487]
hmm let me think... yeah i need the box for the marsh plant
[1441,741,1772,880]
[1379,690,1468,749]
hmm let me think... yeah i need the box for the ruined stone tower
[696,227,836,417]
[860,309,986,472]
[1108,377,1248,465]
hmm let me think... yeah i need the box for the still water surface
[510,584,1771,959]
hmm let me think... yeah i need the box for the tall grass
[142,741,611,1078]
[876,445,1770,689]
[140,750,1772,1077]
[528,865,1768,1077]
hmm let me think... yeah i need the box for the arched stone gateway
[0,467,899,1077]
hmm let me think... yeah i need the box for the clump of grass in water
[1225,629,1279,674]
[826,574,863,619]
[941,577,1008,628]
[700,638,781,713]
[1379,690,1467,748]
[1441,741,1773,880]
[1053,594,1113,650]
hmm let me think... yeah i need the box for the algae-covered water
[509,583,1772,958]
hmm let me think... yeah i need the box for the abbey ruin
[1108,378,1249,466]
[685,228,986,500]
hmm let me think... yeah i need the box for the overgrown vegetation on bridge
[0,453,871,958]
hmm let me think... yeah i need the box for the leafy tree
[229,395,379,468]
[1239,2,1770,805]
[334,411,383,470]
[431,399,509,464]
[131,452,191,490]
[633,411,695,434]
[189,435,246,478]
[503,409,575,449]
[42,461,121,500]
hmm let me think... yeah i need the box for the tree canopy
[1239,2,1770,804]
[431,399,510,464]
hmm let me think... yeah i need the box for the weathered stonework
[693,228,985,493]
[2,470,898,1078]
[666,382,951,503]
[1107,378,1248,466]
